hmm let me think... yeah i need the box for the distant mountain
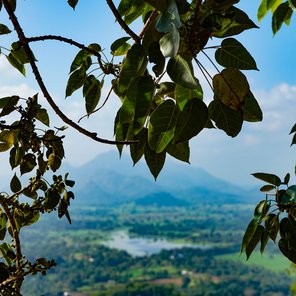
[62,151,259,206]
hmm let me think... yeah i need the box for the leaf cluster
[241,172,296,264]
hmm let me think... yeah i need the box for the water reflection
[103,230,208,257]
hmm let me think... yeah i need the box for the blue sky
[0,1,296,187]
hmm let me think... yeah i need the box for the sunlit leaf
[213,68,249,111]
[111,37,131,56]
[48,153,62,172]
[175,82,203,110]
[0,130,15,152]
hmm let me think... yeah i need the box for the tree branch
[2,0,137,145]
[138,10,159,39]
[106,0,141,43]
[26,35,107,73]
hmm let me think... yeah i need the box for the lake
[103,230,209,257]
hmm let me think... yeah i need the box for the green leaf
[215,38,258,70]
[148,99,179,153]
[0,130,15,152]
[67,0,79,9]
[289,0,296,9]
[272,2,293,34]
[0,24,11,35]
[291,133,296,146]
[167,55,198,89]
[166,141,190,163]
[130,128,147,165]
[65,179,75,188]
[134,76,155,134]
[117,44,147,94]
[7,0,16,12]
[44,188,61,210]
[144,144,166,180]
[66,67,87,97]
[208,99,243,137]
[118,0,148,25]
[278,185,296,204]
[10,173,21,193]
[156,0,181,32]
[148,42,165,77]
[7,52,26,76]
[20,153,37,175]
[267,0,282,11]
[260,230,269,254]
[258,0,268,21]
[174,98,208,143]
[284,173,290,185]
[159,24,180,57]
[0,243,15,266]
[0,95,20,108]
[260,184,276,192]
[0,263,9,282]
[58,199,72,224]
[70,49,90,73]
[241,219,258,253]
[48,153,62,172]
[111,37,131,56]
[290,123,296,134]
[0,212,7,241]
[252,172,282,186]
[242,91,263,122]
[208,7,259,38]
[213,68,249,111]
[35,108,50,126]
[245,225,265,260]
[265,213,279,241]
[254,200,270,222]
[175,82,203,110]
[83,75,102,114]
[279,238,296,263]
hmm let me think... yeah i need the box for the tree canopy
[0,0,295,294]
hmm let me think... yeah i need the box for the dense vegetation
[20,204,293,296]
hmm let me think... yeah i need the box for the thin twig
[2,0,138,145]
[27,35,106,72]
[138,9,158,39]
[106,0,141,43]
